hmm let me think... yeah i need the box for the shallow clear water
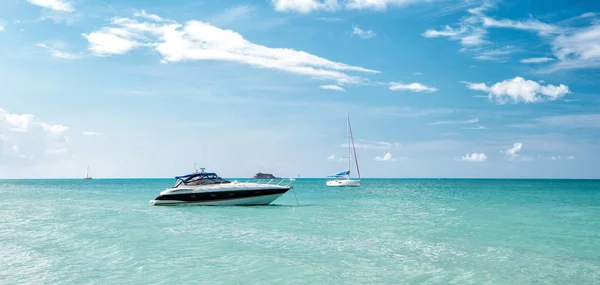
[1,179,599,284]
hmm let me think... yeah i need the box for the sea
[0,178,599,285]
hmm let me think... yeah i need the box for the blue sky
[0,0,599,178]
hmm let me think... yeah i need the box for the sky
[0,0,599,179]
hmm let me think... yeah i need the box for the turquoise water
[1,179,599,284]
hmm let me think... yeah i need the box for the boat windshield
[173,172,231,187]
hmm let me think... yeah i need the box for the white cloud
[320,85,346,92]
[82,13,379,85]
[82,131,102,136]
[82,29,141,56]
[36,42,81,59]
[0,108,70,164]
[352,26,375,39]
[326,154,336,161]
[271,0,434,13]
[0,19,6,31]
[503,142,531,161]
[429,117,478,125]
[375,152,398,162]
[464,77,570,104]
[389,82,437,92]
[505,142,522,157]
[520,57,555,64]
[27,0,74,13]
[461,152,487,162]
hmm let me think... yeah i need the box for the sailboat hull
[326,179,360,187]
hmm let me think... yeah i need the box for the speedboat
[150,168,294,206]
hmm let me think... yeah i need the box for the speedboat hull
[150,188,290,206]
[326,179,360,187]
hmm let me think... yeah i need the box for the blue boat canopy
[175,172,218,180]
[327,170,350,178]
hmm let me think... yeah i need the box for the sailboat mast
[348,115,361,180]
[347,113,351,178]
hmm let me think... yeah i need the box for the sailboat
[326,114,361,187]
[82,165,93,180]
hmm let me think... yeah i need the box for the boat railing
[227,178,296,187]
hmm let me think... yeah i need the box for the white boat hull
[150,193,285,206]
[326,179,360,187]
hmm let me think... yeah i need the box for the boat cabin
[173,172,231,187]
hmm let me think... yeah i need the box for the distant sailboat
[82,165,92,180]
[326,114,361,187]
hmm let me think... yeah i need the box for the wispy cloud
[389,82,437,92]
[544,155,575,161]
[375,152,402,162]
[520,57,555,64]
[464,77,570,104]
[352,25,375,39]
[420,0,597,68]
[466,125,488,130]
[426,4,600,72]
[209,5,255,26]
[549,24,600,71]
[271,0,437,13]
[461,152,487,162]
[36,42,82,59]
[472,45,518,61]
[81,12,379,86]
[536,114,600,128]
[422,1,494,51]
[0,19,6,31]
[82,131,102,136]
[317,17,344,22]
[132,10,166,22]
[369,106,455,117]
[320,85,346,92]
[271,0,339,13]
[481,16,561,35]
[341,140,400,150]
[27,0,74,13]
[429,117,478,125]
